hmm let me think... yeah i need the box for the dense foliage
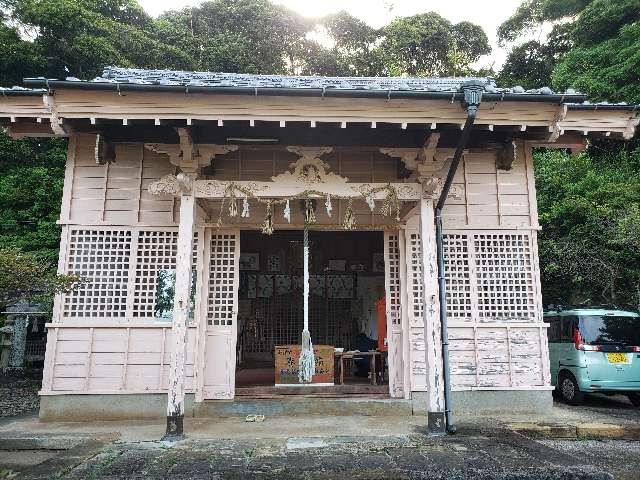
[535,145,640,307]
[0,247,82,306]
[497,0,640,308]
[497,0,640,102]
[0,133,66,262]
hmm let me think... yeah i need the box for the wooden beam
[155,178,423,200]
[164,190,196,439]
[5,122,56,139]
[531,133,588,153]
[419,198,445,426]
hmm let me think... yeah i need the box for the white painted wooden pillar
[419,198,445,430]
[164,191,196,439]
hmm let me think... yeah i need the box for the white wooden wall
[42,325,197,394]
[400,221,549,393]
[61,135,178,226]
[42,134,550,398]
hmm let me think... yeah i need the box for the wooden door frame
[195,227,240,402]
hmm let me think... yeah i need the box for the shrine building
[1,68,638,436]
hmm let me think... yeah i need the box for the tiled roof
[87,67,561,95]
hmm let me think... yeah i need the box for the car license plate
[607,352,627,363]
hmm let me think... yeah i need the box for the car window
[578,315,640,345]
[560,315,577,342]
[546,316,559,342]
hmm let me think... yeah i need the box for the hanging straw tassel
[298,225,315,383]
[261,201,274,235]
[304,199,316,224]
[343,199,356,230]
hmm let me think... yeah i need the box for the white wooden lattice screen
[474,233,534,321]
[133,231,199,318]
[64,229,131,318]
[407,232,424,320]
[443,233,536,322]
[442,234,473,321]
[385,234,402,325]
[384,232,404,397]
[207,233,238,326]
[133,231,179,318]
[63,227,199,320]
[404,228,427,391]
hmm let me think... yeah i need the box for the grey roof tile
[95,66,497,93]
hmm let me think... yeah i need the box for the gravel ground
[1,433,628,480]
[0,377,40,417]
[539,439,640,480]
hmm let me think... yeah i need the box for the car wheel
[628,393,640,407]
[558,372,584,405]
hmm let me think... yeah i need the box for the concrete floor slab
[0,450,58,466]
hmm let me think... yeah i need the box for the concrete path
[1,395,639,479]
[2,395,637,442]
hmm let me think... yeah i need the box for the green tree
[535,145,640,308]
[0,247,82,306]
[310,11,384,76]
[156,0,310,74]
[498,0,640,101]
[0,131,67,262]
[2,0,194,80]
[552,21,640,103]
[498,0,640,308]
[380,12,490,76]
[0,23,45,86]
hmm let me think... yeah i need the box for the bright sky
[138,0,526,70]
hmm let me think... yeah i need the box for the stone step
[194,396,413,417]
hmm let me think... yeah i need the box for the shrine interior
[235,230,389,391]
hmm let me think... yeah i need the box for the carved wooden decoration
[547,104,568,142]
[624,116,640,140]
[379,148,420,171]
[496,141,516,171]
[273,146,342,184]
[419,133,440,164]
[144,131,238,171]
[149,146,425,201]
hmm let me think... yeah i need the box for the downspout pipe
[435,80,484,434]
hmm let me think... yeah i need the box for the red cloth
[376,297,387,352]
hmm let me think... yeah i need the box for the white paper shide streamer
[241,197,250,218]
[325,194,332,217]
[283,199,291,223]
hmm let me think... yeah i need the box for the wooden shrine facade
[1,69,638,423]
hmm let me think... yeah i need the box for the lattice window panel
[385,234,402,325]
[132,230,199,319]
[207,233,237,326]
[473,234,535,321]
[442,234,473,321]
[63,229,131,318]
[133,231,178,318]
[408,232,423,318]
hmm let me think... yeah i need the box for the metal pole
[435,80,484,433]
